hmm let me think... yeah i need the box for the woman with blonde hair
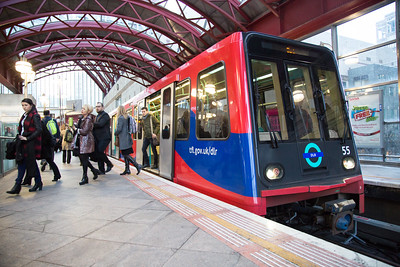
[115,106,142,175]
[73,104,100,185]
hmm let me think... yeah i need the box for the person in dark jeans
[93,102,113,174]
[140,107,159,169]
[7,98,43,194]
[73,104,100,185]
[41,110,61,181]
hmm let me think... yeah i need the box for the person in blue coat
[115,106,142,175]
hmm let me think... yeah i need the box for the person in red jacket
[7,98,43,194]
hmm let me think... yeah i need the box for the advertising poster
[347,91,382,148]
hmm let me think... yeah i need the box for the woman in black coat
[114,106,142,175]
[7,98,43,194]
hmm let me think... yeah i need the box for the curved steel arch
[35,62,150,87]
[0,0,291,93]
[1,19,186,60]
[0,3,210,53]
[29,50,164,86]
[17,39,174,74]
[34,55,161,81]
[2,13,202,57]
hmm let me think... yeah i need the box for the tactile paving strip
[124,170,364,267]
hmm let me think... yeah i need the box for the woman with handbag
[115,106,142,175]
[7,98,43,194]
[72,104,101,185]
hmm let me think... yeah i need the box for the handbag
[5,137,17,160]
[72,133,80,156]
[150,117,160,146]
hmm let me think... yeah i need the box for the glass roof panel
[69,14,84,21]
[6,14,180,54]
[156,0,213,33]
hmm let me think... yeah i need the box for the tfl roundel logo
[303,143,324,168]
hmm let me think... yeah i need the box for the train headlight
[342,157,355,170]
[266,164,284,180]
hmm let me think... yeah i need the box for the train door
[159,83,175,179]
[136,100,145,166]
[146,92,161,171]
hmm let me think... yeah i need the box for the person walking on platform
[40,110,61,181]
[115,106,142,175]
[41,110,60,170]
[93,102,113,174]
[7,98,43,194]
[73,104,100,185]
[60,123,74,164]
[140,107,159,169]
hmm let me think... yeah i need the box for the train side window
[126,107,135,139]
[196,62,229,139]
[137,102,144,140]
[175,79,190,140]
[133,105,139,140]
[162,87,171,139]
[251,59,288,141]
[147,92,161,121]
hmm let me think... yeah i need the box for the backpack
[65,129,74,143]
[46,119,58,135]
[128,115,137,134]
[42,121,56,147]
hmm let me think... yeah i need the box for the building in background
[303,2,398,161]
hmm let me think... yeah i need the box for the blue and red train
[108,32,364,234]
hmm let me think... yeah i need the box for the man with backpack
[41,110,61,181]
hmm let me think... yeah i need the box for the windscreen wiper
[253,73,278,148]
[341,100,350,144]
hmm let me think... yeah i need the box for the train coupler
[324,199,356,235]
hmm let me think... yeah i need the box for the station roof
[0,0,384,94]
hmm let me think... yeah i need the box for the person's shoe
[41,164,46,172]
[29,181,43,192]
[79,176,88,185]
[92,169,101,180]
[52,176,61,182]
[120,170,131,175]
[142,164,150,168]
[105,164,113,173]
[151,165,158,169]
[136,165,142,175]
[7,183,21,194]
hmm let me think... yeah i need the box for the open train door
[159,83,175,180]
[135,100,145,167]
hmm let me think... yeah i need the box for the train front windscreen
[245,32,359,188]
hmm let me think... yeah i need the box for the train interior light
[292,89,305,103]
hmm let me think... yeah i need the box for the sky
[337,2,395,44]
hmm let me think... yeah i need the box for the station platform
[361,163,400,189]
[0,154,390,266]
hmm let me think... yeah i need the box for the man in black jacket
[93,102,113,174]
